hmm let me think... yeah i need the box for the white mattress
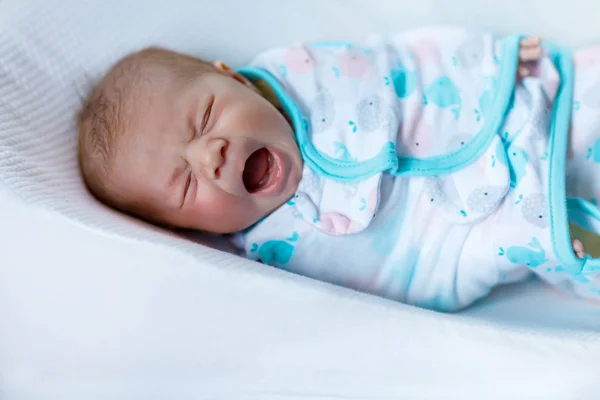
[2,0,600,398]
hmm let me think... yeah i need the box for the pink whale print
[409,37,440,65]
[337,52,371,78]
[284,45,316,74]
[574,46,600,70]
[318,212,354,235]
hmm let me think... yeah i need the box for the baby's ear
[213,61,258,92]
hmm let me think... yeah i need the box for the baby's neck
[252,78,293,127]
[253,79,282,109]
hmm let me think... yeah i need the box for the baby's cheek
[196,189,262,232]
[183,185,231,230]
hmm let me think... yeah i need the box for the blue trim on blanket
[239,34,523,182]
[237,66,397,182]
[393,34,522,176]
[545,45,600,278]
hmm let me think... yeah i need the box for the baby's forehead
[107,50,217,146]
[115,76,189,150]
[107,54,195,102]
[111,124,171,197]
[116,65,183,120]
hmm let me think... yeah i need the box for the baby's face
[117,64,303,233]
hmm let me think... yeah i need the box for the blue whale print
[255,232,299,266]
[495,137,528,189]
[390,61,417,99]
[505,237,547,268]
[590,138,600,163]
[506,146,529,188]
[474,76,501,122]
[424,76,462,120]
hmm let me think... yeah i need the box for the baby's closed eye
[198,95,215,136]
[181,171,195,207]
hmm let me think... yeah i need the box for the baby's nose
[189,137,228,180]
[202,138,228,179]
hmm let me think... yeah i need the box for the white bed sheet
[3,182,600,399]
[2,0,600,398]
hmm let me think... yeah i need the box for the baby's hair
[78,47,213,220]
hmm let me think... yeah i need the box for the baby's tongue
[243,148,270,192]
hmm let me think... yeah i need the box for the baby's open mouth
[243,147,275,193]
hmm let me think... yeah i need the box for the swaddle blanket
[234,26,600,311]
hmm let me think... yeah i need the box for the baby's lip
[243,148,272,193]
[242,146,286,195]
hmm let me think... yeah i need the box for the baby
[79,27,600,311]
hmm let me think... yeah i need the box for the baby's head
[78,48,302,233]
